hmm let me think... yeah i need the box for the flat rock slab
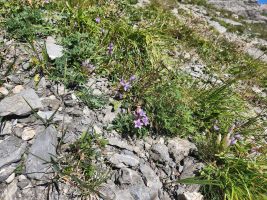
[0,136,27,168]
[109,153,140,168]
[0,89,43,117]
[26,125,58,180]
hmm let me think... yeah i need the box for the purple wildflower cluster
[134,107,149,129]
[230,134,243,145]
[115,75,136,99]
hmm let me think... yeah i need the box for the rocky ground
[0,34,204,200]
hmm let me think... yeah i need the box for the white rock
[5,173,15,184]
[12,85,24,94]
[208,20,227,33]
[1,121,12,135]
[178,192,203,200]
[0,179,18,200]
[93,125,102,134]
[0,87,9,96]
[22,127,36,141]
[46,36,63,60]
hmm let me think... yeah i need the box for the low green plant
[76,87,108,110]
[52,128,109,196]
[5,7,49,41]
[112,112,150,138]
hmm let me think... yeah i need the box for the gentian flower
[213,125,220,131]
[129,75,136,82]
[120,78,131,91]
[134,107,149,129]
[134,119,143,129]
[108,42,114,55]
[141,116,149,126]
[230,138,237,145]
[95,17,101,23]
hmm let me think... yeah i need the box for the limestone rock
[0,179,18,200]
[0,164,17,183]
[109,153,139,168]
[140,163,162,189]
[21,127,36,141]
[150,143,171,163]
[167,138,197,163]
[178,191,204,200]
[25,125,58,180]
[0,136,27,168]
[116,168,143,185]
[0,89,43,117]
[46,36,63,60]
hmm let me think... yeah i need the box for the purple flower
[123,82,131,91]
[213,125,220,131]
[108,42,114,55]
[129,75,136,82]
[120,78,131,91]
[230,138,237,145]
[44,0,49,3]
[141,116,149,126]
[134,119,143,129]
[234,134,242,140]
[95,17,101,23]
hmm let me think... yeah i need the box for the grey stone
[5,173,15,184]
[0,87,9,96]
[0,179,18,200]
[116,168,143,185]
[46,37,63,60]
[109,153,139,168]
[21,127,36,141]
[99,183,117,200]
[167,138,197,163]
[208,0,261,19]
[0,136,27,168]
[108,137,134,151]
[116,189,135,200]
[140,164,162,189]
[0,89,43,117]
[37,111,72,124]
[150,143,171,163]
[101,106,118,124]
[246,47,267,62]
[26,125,58,180]
[180,157,204,179]
[36,77,47,96]
[208,20,227,33]
[129,184,158,200]
[22,62,30,70]
[0,164,17,182]
[218,17,243,26]
[0,121,12,135]
[177,192,204,200]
